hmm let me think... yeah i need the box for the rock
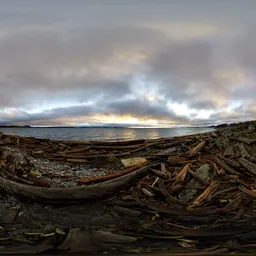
[215,137,230,149]
[178,164,210,202]
[248,125,255,131]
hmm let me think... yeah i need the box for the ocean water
[0,127,215,142]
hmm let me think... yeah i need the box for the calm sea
[0,127,214,142]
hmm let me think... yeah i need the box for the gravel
[2,146,109,187]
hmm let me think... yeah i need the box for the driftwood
[191,181,218,207]
[239,158,256,176]
[0,165,149,203]
[236,137,256,145]
[150,168,168,179]
[168,156,191,163]
[158,178,187,206]
[143,201,219,216]
[222,157,241,168]
[239,186,256,197]
[186,140,206,157]
[187,168,210,186]
[76,162,147,184]
[238,143,250,158]
[61,152,131,159]
[213,156,241,175]
[172,163,190,186]
[2,126,256,254]
[0,168,35,185]
[92,144,146,150]
[89,139,146,146]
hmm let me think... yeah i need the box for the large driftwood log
[236,137,256,145]
[0,165,149,204]
[76,162,147,184]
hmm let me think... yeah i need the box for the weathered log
[113,206,141,216]
[50,140,90,145]
[239,186,256,198]
[239,158,256,176]
[57,228,137,253]
[0,168,34,185]
[60,152,131,159]
[67,159,88,163]
[187,168,210,186]
[0,165,149,204]
[222,157,241,169]
[156,139,190,149]
[89,139,146,146]
[236,137,256,145]
[143,201,219,216]
[223,146,235,157]
[168,156,191,163]
[223,193,243,211]
[62,147,89,155]
[77,162,147,184]
[213,156,241,175]
[89,143,146,150]
[211,186,237,199]
[186,140,206,158]
[191,181,218,207]
[172,163,190,186]
[238,143,250,158]
[150,168,168,179]
[128,142,163,153]
[158,178,187,206]
[151,222,255,237]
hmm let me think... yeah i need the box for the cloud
[1,1,256,126]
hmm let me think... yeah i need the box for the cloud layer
[0,0,256,126]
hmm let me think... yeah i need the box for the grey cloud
[0,97,188,125]
[107,98,187,122]
[1,1,256,126]
[0,26,163,108]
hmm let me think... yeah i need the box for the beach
[0,124,256,254]
[0,127,214,142]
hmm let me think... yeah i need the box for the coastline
[0,124,256,254]
[0,126,215,143]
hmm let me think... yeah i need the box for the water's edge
[0,127,215,142]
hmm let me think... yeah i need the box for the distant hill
[215,120,256,129]
[0,125,31,128]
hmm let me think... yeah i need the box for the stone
[178,164,210,202]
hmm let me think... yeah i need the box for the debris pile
[0,128,256,254]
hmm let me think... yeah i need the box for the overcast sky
[0,0,256,127]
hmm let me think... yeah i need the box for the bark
[213,156,241,176]
[186,140,206,157]
[76,162,147,184]
[236,137,256,145]
[0,165,149,204]
[239,158,256,176]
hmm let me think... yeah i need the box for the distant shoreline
[0,126,215,129]
[0,119,255,129]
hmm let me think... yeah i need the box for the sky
[0,0,256,127]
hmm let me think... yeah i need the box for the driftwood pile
[0,129,256,254]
